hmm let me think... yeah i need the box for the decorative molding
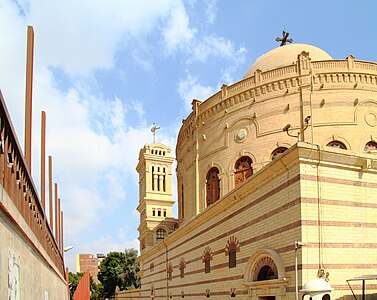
[225,236,240,256]
[202,246,213,262]
[179,258,186,269]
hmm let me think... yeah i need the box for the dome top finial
[276,31,293,46]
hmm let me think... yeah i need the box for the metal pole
[24,26,34,171]
[295,241,299,300]
[295,241,305,300]
[41,111,46,210]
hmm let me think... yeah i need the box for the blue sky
[1,0,377,271]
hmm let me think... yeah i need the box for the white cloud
[64,187,105,235]
[131,51,155,73]
[0,1,28,139]
[205,0,217,25]
[190,35,247,64]
[162,2,197,53]
[23,0,180,77]
[178,73,215,112]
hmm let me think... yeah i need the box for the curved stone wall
[176,52,377,222]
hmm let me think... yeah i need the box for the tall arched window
[167,263,173,281]
[179,258,186,278]
[365,141,377,152]
[271,147,288,160]
[225,236,240,269]
[234,156,253,186]
[206,167,220,207]
[327,141,347,149]
[202,247,213,274]
[181,183,185,219]
[152,165,166,192]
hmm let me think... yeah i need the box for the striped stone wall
[127,143,377,300]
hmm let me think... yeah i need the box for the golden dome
[243,43,333,79]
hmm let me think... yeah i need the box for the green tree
[97,249,140,298]
[90,277,104,300]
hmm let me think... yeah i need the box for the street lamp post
[63,246,74,298]
[64,246,74,252]
[295,241,305,300]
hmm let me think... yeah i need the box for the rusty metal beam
[24,25,34,171]
[41,111,46,210]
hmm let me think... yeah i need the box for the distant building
[97,253,106,266]
[117,42,377,300]
[76,253,102,283]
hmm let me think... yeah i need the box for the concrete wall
[0,188,68,300]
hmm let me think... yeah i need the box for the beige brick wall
[134,144,377,300]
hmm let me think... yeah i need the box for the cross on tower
[276,31,293,46]
[151,123,160,143]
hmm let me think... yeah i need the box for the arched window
[204,259,211,274]
[179,258,186,278]
[271,147,288,160]
[206,167,220,206]
[234,156,253,186]
[257,265,277,280]
[327,140,347,149]
[202,247,213,274]
[225,236,240,269]
[229,250,236,268]
[252,256,278,281]
[167,263,173,281]
[152,165,166,192]
[365,141,377,152]
[156,228,167,241]
[181,183,185,219]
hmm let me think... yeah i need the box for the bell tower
[136,143,177,254]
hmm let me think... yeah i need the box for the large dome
[243,43,333,79]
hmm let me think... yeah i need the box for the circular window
[235,129,248,142]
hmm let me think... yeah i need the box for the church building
[118,40,377,299]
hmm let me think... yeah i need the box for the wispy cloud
[205,0,217,25]
[162,2,197,53]
[178,73,215,112]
